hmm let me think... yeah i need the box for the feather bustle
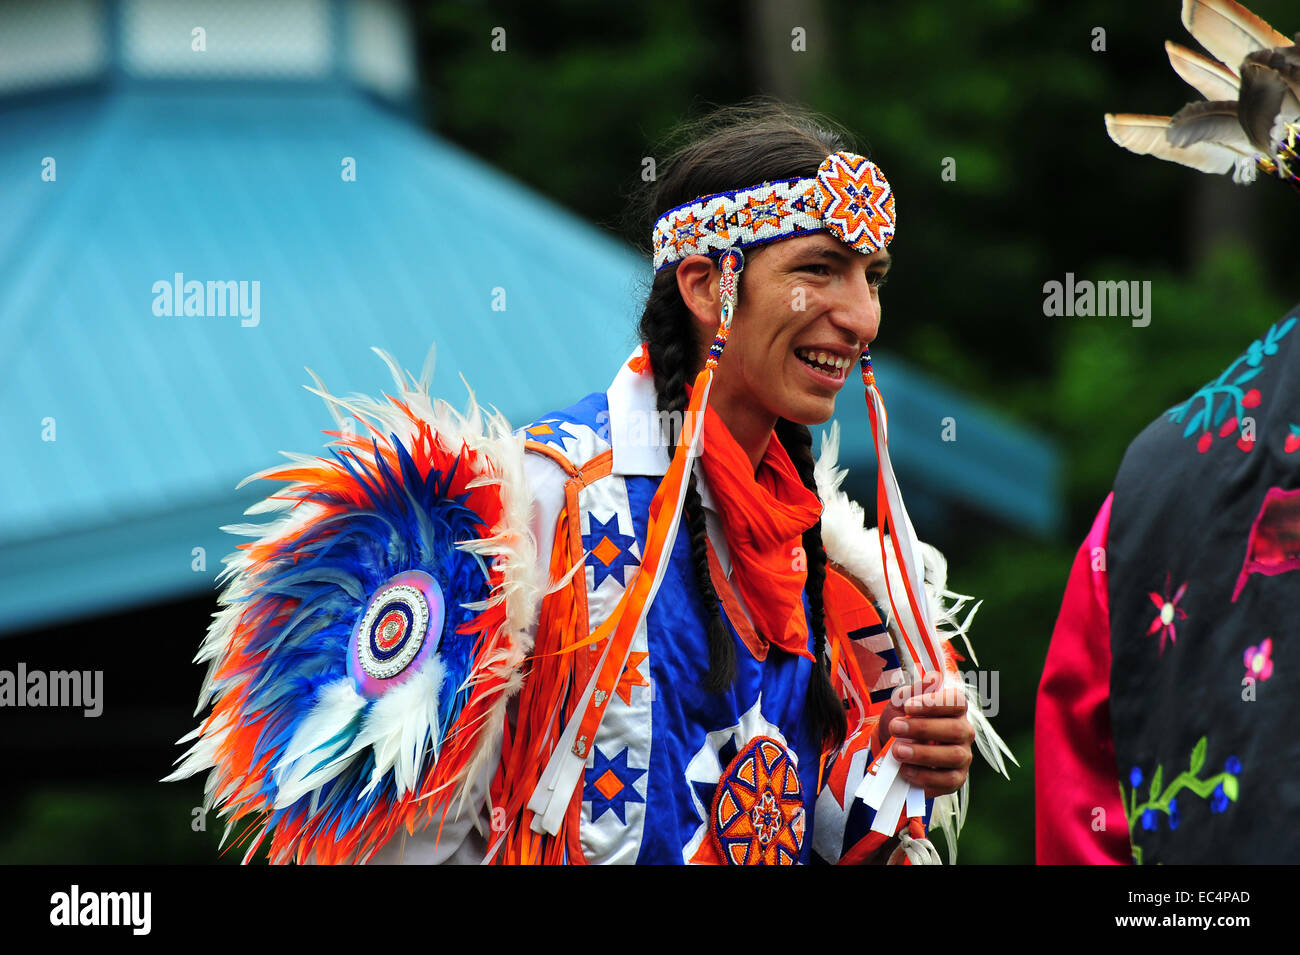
[165,347,545,864]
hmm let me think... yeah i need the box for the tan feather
[1238,51,1300,151]
[1167,100,1256,153]
[1165,40,1241,100]
[1105,112,1243,174]
[1245,47,1300,102]
[1182,0,1290,75]
[1239,61,1289,150]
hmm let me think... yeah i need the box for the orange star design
[616,651,649,705]
[705,200,730,243]
[670,210,705,256]
[817,157,893,250]
[711,737,805,865]
[741,189,786,232]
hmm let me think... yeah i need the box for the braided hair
[631,102,850,752]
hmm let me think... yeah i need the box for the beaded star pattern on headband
[652,151,897,271]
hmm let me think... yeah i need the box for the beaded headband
[651,150,896,272]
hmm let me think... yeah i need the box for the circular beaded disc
[710,735,805,865]
[814,152,895,255]
[348,570,445,698]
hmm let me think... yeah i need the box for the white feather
[273,679,368,808]
[1104,113,1246,175]
[1166,40,1242,100]
[353,655,446,798]
[1182,0,1290,75]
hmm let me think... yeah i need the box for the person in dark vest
[1038,0,1300,863]
[1037,303,1300,864]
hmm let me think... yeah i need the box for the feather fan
[1106,0,1299,189]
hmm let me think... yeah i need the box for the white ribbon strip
[866,384,939,674]
[858,747,896,807]
[906,777,928,818]
[871,771,910,836]
[851,381,940,835]
[854,749,928,836]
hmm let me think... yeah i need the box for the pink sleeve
[1035,493,1131,864]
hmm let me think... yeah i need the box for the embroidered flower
[1243,638,1274,682]
[1146,573,1188,655]
[1211,784,1229,814]
[1125,742,1242,864]
[1167,318,1295,448]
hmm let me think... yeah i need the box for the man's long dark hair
[629,101,855,752]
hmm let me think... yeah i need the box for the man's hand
[872,671,974,798]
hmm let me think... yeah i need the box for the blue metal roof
[0,84,1060,635]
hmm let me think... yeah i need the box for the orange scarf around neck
[694,403,823,660]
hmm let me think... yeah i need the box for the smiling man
[370,103,981,865]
